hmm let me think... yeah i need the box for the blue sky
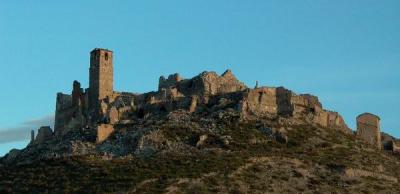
[0,0,399,156]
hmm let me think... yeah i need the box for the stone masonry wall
[34,126,53,144]
[239,87,350,133]
[89,48,114,121]
[357,113,381,150]
[54,81,88,136]
[54,93,72,135]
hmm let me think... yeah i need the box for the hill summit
[1,48,399,193]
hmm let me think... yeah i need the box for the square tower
[356,113,381,150]
[89,48,114,117]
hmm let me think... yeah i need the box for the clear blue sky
[0,0,399,156]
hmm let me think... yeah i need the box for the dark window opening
[258,92,263,103]
[188,80,193,88]
[137,108,145,119]
[105,53,109,60]
[159,106,167,112]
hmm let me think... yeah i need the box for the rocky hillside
[0,68,399,193]
[1,109,400,193]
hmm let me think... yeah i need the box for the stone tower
[356,113,382,150]
[88,48,114,119]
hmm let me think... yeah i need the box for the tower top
[91,48,113,53]
[357,112,381,121]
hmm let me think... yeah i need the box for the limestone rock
[196,135,208,147]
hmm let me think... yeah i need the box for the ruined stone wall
[34,126,53,144]
[357,113,381,150]
[95,93,137,124]
[239,87,320,119]
[54,106,86,136]
[55,81,88,136]
[72,80,85,107]
[158,70,247,104]
[159,73,183,91]
[190,70,247,99]
[313,111,350,133]
[54,93,72,134]
[291,94,322,115]
[55,93,72,112]
[238,87,350,133]
[239,87,283,117]
[135,95,192,118]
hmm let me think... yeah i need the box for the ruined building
[33,48,399,146]
[53,49,119,141]
[44,48,354,143]
[356,113,382,150]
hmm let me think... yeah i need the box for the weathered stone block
[109,107,119,124]
[97,124,115,143]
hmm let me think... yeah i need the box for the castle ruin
[30,48,398,149]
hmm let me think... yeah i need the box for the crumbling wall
[239,87,318,118]
[34,126,53,144]
[239,87,281,117]
[55,81,88,136]
[159,73,183,91]
[54,93,72,135]
[55,93,72,112]
[158,70,247,103]
[190,70,247,99]
[238,87,350,133]
[356,113,381,150]
[72,80,85,107]
[291,94,322,115]
[313,111,350,133]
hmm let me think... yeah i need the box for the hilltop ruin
[27,48,397,153]
[3,48,400,193]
